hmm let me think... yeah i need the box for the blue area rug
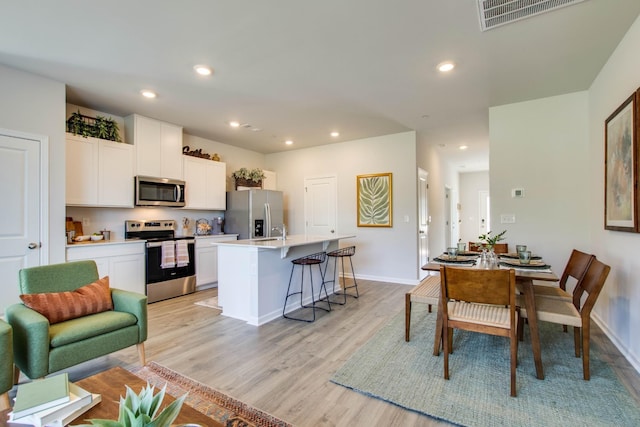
[331,308,640,427]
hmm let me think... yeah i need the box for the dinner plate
[500,253,542,260]
[434,255,477,264]
[499,260,551,269]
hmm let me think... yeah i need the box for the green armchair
[6,260,147,380]
[0,319,13,410]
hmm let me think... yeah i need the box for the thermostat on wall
[511,188,524,198]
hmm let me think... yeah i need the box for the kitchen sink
[250,237,282,242]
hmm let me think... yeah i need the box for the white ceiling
[1,1,639,172]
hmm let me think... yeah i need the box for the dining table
[421,252,559,380]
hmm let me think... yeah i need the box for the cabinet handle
[28,242,40,249]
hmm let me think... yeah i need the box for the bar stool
[323,246,359,305]
[283,251,331,322]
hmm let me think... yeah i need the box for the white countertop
[216,234,355,249]
[66,239,146,248]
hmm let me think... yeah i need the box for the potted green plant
[232,167,265,189]
[67,111,122,142]
[478,230,506,251]
[75,383,187,427]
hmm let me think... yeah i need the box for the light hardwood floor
[22,279,640,427]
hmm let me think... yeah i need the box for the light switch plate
[500,214,516,224]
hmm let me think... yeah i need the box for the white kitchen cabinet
[195,235,238,288]
[125,114,183,180]
[65,133,134,207]
[182,156,226,210]
[66,135,98,205]
[66,241,146,295]
[262,170,277,190]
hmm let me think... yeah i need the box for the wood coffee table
[73,366,224,427]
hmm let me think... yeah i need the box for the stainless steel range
[125,220,195,303]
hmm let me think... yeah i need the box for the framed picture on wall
[604,92,637,232]
[357,172,393,227]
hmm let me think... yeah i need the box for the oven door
[146,239,195,284]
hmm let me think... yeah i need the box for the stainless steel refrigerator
[225,190,284,240]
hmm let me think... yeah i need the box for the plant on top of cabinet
[232,167,265,189]
[66,110,122,142]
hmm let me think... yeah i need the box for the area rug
[130,361,291,427]
[331,309,640,427]
[194,296,221,310]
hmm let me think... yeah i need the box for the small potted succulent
[75,383,187,427]
[232,167,265,189]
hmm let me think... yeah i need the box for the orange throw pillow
[20,276,113,324]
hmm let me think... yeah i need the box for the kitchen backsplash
[66,206,226,240]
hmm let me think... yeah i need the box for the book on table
[10,383,101,427]
[11,373,70,419]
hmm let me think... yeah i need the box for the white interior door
[444,186,452,248]
[0,130,44,316]
[479,190,490,236]
[304,175,337,236]
[418,168,429,279]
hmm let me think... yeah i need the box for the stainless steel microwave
[135,176,186,207]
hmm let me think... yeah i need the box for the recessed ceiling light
[229,121,240,128]
[285,140,293,145]
[140,90,156,99]
[459,145,468,150]
[193,65,212,76]
[330,131,340,137]
[437,61,455,72]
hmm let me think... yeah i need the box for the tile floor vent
[477,0,585,31]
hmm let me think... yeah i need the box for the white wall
[489,91,590,273]
[0,64,66,264]
[266,132,419,284]
[588,13,640,371]
[459,171,489,245]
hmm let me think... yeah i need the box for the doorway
[479,190,490,236]
[444,186,452,248]
[418,168,429,279]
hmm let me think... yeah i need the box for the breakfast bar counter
[216,234,355,325]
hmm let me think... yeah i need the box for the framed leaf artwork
[357,173,393,227]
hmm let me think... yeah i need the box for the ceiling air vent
[477,0,586,31]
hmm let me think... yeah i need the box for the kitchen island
[216,234,355,325]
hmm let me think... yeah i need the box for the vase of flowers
[477,230,506,269]
[478,230,506,251]
[232,168,265,189]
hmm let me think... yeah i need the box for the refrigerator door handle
[265,203,271,237]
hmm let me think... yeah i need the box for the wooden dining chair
[468,242,508,254]
[532,249,594,300]
[440,266,519,396]
[517,258,610,380]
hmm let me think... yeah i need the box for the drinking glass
[457,242,466,252]
[447,247,458,260]
[516,245,527,254]
[519,250,532,265]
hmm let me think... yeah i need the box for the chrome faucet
[272,224,287,240]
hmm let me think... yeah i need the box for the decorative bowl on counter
[90,234,104,241]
